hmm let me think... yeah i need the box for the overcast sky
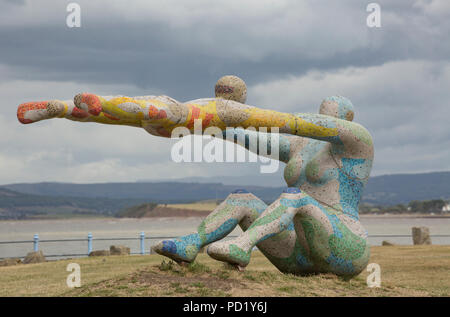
[0,0,449,184]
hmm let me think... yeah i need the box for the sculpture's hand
[17,100,88,124]
[17,93,144,127]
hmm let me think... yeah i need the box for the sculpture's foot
[233,264,246,272]
[152,234,201,264]
[207,241,251,268]
[175,260,190,268]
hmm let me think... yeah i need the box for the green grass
[0,246,449,297]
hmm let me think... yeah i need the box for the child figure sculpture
[17,75,373,277]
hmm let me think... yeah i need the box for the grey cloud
[0,1,449,100]
[2,0,26,6]
[249,59,450,176]
[0,0,449,183]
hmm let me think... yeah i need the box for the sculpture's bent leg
[207,188,370,277]
[153,189,318,274]
[152,189,267,264]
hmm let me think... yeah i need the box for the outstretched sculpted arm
[224,128,295,163]
[17,93,372,156]
[17,97,142,127]
[17,93,186,128]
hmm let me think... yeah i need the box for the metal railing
[1,233,449,261]
[0,232,239,260]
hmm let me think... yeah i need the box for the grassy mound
[0,246,449,297]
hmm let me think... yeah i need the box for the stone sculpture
[17,75,374,277]
[412,227,432,245]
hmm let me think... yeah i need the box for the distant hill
[363,171,450,205]
[136,171,450,205]
[1,171,450,218]
[1,182,285,203]
[138,173,286,187]
[0,188,153,220]
[116,203,212,218]
[116,203,158,218]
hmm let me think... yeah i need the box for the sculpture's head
[319,96,354,121]
[215,75,247,104]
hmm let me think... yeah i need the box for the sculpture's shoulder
[335,120,374,159]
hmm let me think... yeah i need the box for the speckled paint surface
[17,77,373,278]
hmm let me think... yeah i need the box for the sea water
[0,216,449,260]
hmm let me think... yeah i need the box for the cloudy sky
[0,0,449,185]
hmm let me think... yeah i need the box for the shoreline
[1,213,450,222]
